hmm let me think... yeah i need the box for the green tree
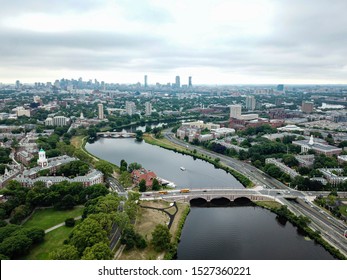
[69,218,109,255]
[0,234,32,259]
[55,194,76,210]
[9,204,32,224]
[120,159,128,172]
[282,154,299,168]
[49,245,79,260]
[119,171,132,188]
[95,161,113,176]
[81,242,112,260]
[139,179,147,192]
[264,164,283,179]
[135,130,143,142]
[22,227,45,244]
[128,162,142,172]
[65,218,76,227]
[84,183,109,200]
[152,178,160,191]
[151,224,171,252]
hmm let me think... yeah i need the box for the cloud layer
[1,0,347,84]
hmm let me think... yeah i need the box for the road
[163,131,347,257]
[165,132,289,190]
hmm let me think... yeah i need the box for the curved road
[163,131,347,257]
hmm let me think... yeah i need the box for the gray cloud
[1,0,347,83]
[0,0,99,16]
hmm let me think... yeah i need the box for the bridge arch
[234,196,252,205]
[190,197,208,206]
[210,197,231,205]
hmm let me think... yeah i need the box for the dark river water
[86,138,334,260]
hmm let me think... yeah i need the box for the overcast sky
[1,0,347,85]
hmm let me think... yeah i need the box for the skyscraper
[229,105,242,119]
[145,102,152,116]
[175,76,180,88]
[245,96,256,111]
[188,76,192,87]
[277,84,284,91]
[144,75,148,87]
[125,101,136,116]
[98,103,104,119]
[301,101,314,113]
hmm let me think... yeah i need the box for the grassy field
[23,207,84,230]
[255,201,282,210]
[119,200,189,260]
[143,134,189,153]
[339,204,347,216]
[24,225,75,260]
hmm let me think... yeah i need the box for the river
[86,138,243,189]
[86,138,334,259]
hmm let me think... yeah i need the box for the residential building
[131,168,157,189]
[125,101,136,116]
[318,168,347,186]
[245,96,256,111]
[44,117,53,126]
[265,158,299,179]
[230,104,242,119]
[16,107,31,117]
[302,101,314,113]
[53,116,69,126]
[145,102,152,116]
[295,155,315,167]
[98,103,104,119]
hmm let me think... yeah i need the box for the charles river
[86,138,334,259]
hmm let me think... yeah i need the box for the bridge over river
[97,131,136,138]
[140,188,298,203]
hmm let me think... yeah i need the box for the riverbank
[143,134,253,188]
[119,200,189,260]
[255,201,346,260]
[71,136,120,173]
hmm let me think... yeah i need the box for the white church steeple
[309,135,314,146]
[37,148,48,168]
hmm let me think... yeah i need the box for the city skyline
[1,0,347,85]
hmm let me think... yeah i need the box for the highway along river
[86,138,334,259]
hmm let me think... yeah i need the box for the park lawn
[24,226,74,260]
[23,207,84,230]
[70,135,85,149]
[339,204,347,216]
[255,201,282,210]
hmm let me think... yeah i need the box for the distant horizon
[1,1,347,85]
[2,78,347,88]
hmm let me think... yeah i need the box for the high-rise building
[175,76,180,88]
[145,102,152,116]
[126,101,136,116]
[277,84,284,91]
[15,80,21,89]
[188,76,192,87]
[144,75,148,87]
[53,116,69,126]
[301,101,314,113]
[98,103,104,119]
[230,105,242,119]
[245,96,256,111]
